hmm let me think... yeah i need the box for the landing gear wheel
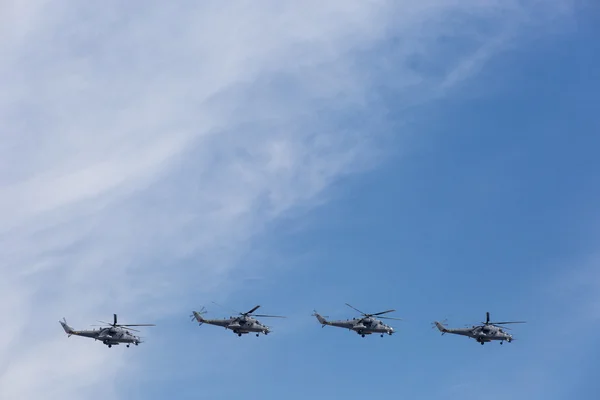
[108,344,112,348]
[361,334,365,338]
[381,334,384,337]
[238,333,242,337]
[480,342,484,345]
[256,334,259,337]
[127,344,130,348]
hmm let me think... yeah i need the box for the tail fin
[191,309,206,325]
[59,318,75,337]
[312,310,329,327]
[433,321,448,335]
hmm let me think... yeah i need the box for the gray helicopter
[312,303,401,337]
[191,303,285,337]
[433,312,526,345]
[59,314,155,348]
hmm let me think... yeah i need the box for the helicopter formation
[60,304,525,347]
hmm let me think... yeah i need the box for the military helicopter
[433,312,526,345]
[312,303,401,337]
[59,314,155,348]
[191,303,285,337]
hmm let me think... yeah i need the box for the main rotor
[93,314,156,332]
[212,302,286,319]
[479,312,526,328]
[345,303,402,321]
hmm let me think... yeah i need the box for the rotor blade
[193,308,207,316]
[486,312,490,324]
[345,303,366,315]
[312,310,329,318]
[116,324,156,327]
[114,314,118,326]
[494,325,512,330]
[378,316,402,321]
[252,314,286,318]
[245,305,261,315]
[120,327,140,332]
[490,321,526,325]
[371,309,396,316]
[97,320,112,325]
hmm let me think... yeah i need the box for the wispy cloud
[0,1,573,398]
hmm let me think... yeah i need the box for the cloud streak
[0,1,573,398]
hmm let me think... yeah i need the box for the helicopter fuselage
[434,322,513,344]
[60,319,142,347]
[316,315,395,337]
[196,315,271,336]
[471,325,512,342]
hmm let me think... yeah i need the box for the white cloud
[0,0,573,398]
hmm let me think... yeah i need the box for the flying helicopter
[312,303,401,337]
[191,303,285,337]
[433,312,526,345]
[59,314,155,348]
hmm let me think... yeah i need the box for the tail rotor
[190,307,207,326]
[59,317,74,337]
[430,318,448,328]
[431,319,448,335]
[312,310,329,327]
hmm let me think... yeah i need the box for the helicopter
[433,312,526,345]
[312,303,401,337]
[191,303,285,337]
[59,314,155,348]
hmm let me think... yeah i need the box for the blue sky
[1,1,598,399]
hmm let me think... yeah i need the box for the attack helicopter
[59,314,155,348]
[433,312,526,345]
[191,303,285,337]
[312,303,401,337]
